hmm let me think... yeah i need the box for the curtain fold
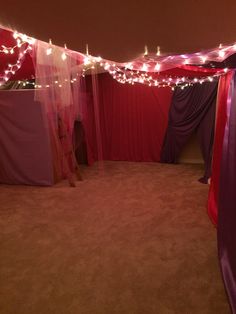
[207,72,234,224]
[160,82,218,182]
[217,70,236,313]
[34,40,84,185]
[84,73,172,162]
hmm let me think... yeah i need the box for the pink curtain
[84,73,172,163]
[207,71,234,225]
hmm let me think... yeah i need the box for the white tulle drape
[34,40,85,185]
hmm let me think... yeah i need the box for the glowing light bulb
[104,63,110,70]
[61,52,67,61]
[46,47,52,55]
[84,57,91,65]
[30,37,36,44]
[125,62,133,69]
[219,50,225,58]
[22,34,27,42]
[201,56,207,63]
[154,63,160,71]
[142,64,148,71]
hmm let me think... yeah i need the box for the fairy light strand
[0,31,35,86]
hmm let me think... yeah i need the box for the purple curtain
[0,90,54,186]
[218,71,236,313]
[160,81,218,183]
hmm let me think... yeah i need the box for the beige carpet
[0,161,230,314]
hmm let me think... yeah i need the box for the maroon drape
[84,73,172,162]
[160,82,218,183]
[207,72,234,225]
[217,70,236,313]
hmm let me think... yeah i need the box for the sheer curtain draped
[34,40,84,185]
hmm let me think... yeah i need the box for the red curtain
[207,71,234,225]
[84,73,172,163]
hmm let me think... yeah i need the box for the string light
[61,52,67,60]
[3,27,235,90]
[219,50,225,58]
[15,75,81,89]
[201,56,207,63]
[61,44,67,61]
[46,39,52,55]
[142,63,148,71]
[0,31,34,86]
[77,39,235,89]
[154,63,161,71]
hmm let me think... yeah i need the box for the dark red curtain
[84,73,172,163]
[207,72,234,224]
[160,82,218,183]
[217,70,236,313]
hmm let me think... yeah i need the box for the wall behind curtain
[85,73,172,163]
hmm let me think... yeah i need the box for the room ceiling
[1,1,236,62]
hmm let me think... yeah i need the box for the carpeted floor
[0,161,230,314]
